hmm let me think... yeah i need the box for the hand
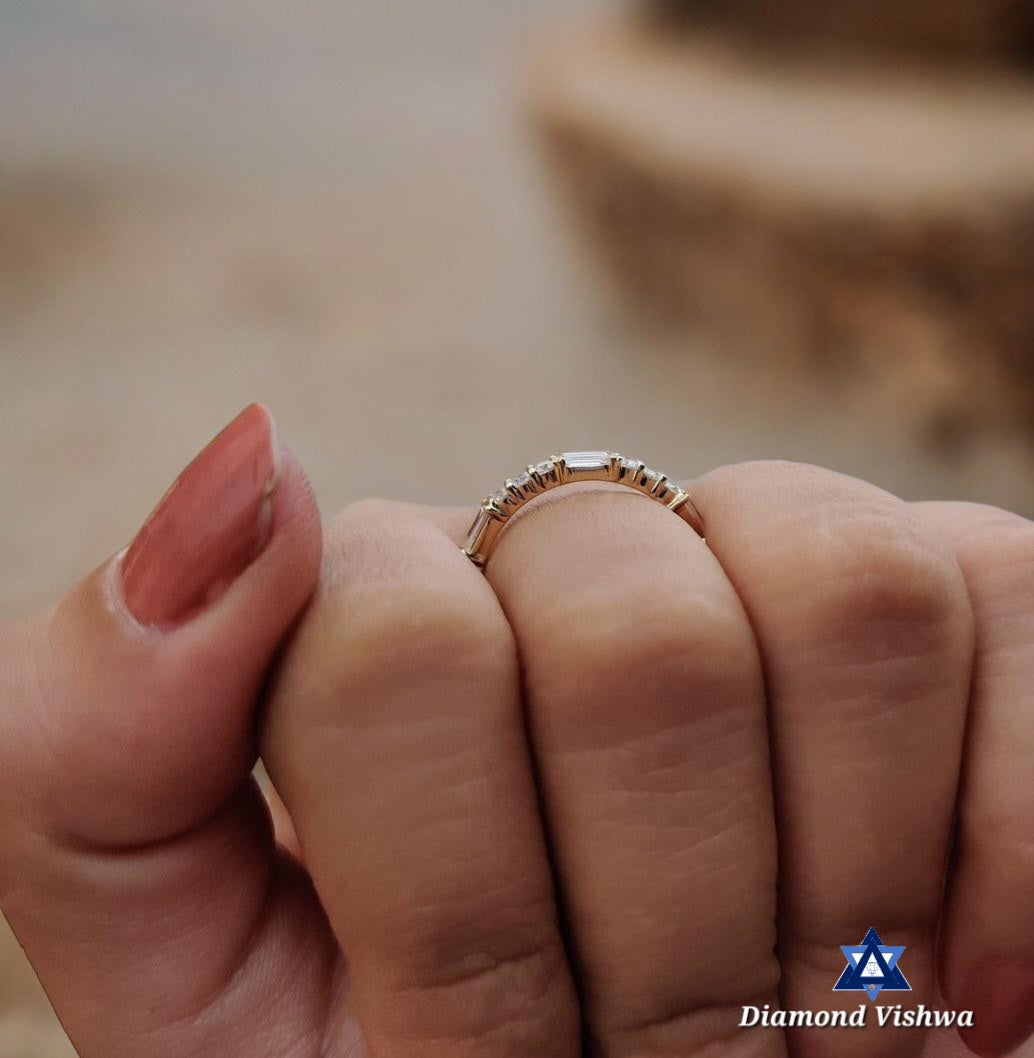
[0,413,1030,1058]
[262,465,1034,1058]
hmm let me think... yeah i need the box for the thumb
[0,404,328,1055]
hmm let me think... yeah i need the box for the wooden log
[642,0,1034,67]
[529,16,1034,443]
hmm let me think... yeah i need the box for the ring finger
[484,476,784,1058]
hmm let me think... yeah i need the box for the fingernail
[121,404,279,626]
[957,957,1034,1057]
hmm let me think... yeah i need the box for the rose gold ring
[462,451,704,569]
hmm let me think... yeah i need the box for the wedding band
[462,452,705,569]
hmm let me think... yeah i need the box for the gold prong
[665,487,688,510]
[463,546,486,569]
[530,457,559,490]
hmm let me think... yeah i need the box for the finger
[915,501,1034,1058]
[690,462,973,1058]
[0,405,333,1057]
[482,482,784,1058]
[262,499,581,1058]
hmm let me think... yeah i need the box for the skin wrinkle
[12,782,268,912]
[551,698,757,762]
[34,773,267,861]
[384,866,555,946]
[595,823,771,902]
[383,931,568,999]
[89,799,275,1026]
[606,984,781,1054]
[394,858,556,924]
[146,863,341,1058]
[371,950,567,1049]
[10,814,306,1056]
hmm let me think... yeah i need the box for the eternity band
[462,452,705,569]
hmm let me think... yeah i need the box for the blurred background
[1,0,1032,1052]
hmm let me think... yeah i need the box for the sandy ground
[2,1,1034,1053]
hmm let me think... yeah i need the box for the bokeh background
[2,1,1032,1053]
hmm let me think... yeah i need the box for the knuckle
[704,461,969,654]
[541,578,756,714]
[274,508,512,722]
[799,503,966,657]
[286,577,507,719]
[352,584,498,677]
[597,592,744,673]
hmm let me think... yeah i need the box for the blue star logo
[833,927,911,1002]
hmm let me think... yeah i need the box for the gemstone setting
[464,452,703,568]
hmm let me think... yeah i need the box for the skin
[0,457,1032,1058]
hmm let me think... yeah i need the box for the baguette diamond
[561,451,609,472]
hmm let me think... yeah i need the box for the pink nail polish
[121,404,279,626]
[958,957,1034,1058]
